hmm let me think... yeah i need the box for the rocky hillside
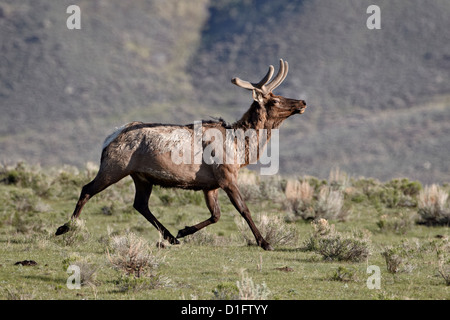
[1,0,449,183]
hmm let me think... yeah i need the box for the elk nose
[299,100,306,109]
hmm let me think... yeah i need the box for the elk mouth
[294,105,307,114]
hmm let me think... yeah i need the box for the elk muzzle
[292,99,307,114]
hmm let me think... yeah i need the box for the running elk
[56,59,307,251]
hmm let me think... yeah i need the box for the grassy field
[0,163,448,300]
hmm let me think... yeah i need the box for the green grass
[0,164,448,300]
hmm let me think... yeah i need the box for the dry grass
[76,262,98,287]
[381,246,404,274]
[56,219,90,246]
[437,259,450,286]
[107,232,171,292]
[238,169,259,186]
[303,219,371,262]
[236,270,271,300]
[285,179,314,203]
[184,230,229,246]
[235,213,298,247]
[237,170,261,202]
[283,179,315,219]
[3,286,35,300]
[107,232,163,277]
[436,241,450,286]
[312,218,336,237]
[418,184,449,225]
[328,167,350,189]
[330,266,359,282]
[376,211,416,235]
[284,179,349,221]
[316,186,348,221]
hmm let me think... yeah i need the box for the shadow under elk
[56,59,307,251]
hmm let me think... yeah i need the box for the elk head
[231,59,306,127]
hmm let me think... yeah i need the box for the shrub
[235,213,298,247]
[283,181,349,221]
[283,179,314,219]
[238,170,261,202]
[328,167,350,190]
[175,189,204,206]
[376,211,415,235]
[303,219,371,262]
[5,169,19,185]
[113,273,170,292]
[8,188,47,214]
[0,162,36,187]
[158,193,176,206]
[3,285,35,300]
[237,171,285,203]
[437,261,450,286]
[212,283,240,300]
[316,186,348,221]
[11,212,47,235]
[330,266,359,282]
[351,193,366,203]
[107,232,163,278]
[380,244,416,274]
[56,219,90,246]
[62,254,98,287]
[238,169,259,186]
[184,230,228,246]
[236,271,270,300]
[302,218,336,252]
[239,183,262,202]
[259,177,284,201]
[385,178,422,197]
[436,242,450,286]
[417,184,449,225]
[317,234,371,262]
[363,178,420,209]
[285,180,313,203]
[155,188,203,206]
[381,246,404,274]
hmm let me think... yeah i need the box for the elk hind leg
[131,174,179,245]
[55,168,127,235]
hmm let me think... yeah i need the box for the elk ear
[252,89,265,104]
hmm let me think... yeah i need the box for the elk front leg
[224,183,273,251]
[177,189,221,238]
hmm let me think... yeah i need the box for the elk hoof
[55,224,70,236]
[176,226,196,238]
[262,242,274,251]
[169,237,180,245]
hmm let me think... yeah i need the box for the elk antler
[231,59,289,94]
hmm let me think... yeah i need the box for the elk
[55,59,307,251]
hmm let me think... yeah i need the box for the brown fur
[55,61,306,251]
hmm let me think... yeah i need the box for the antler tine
[264,59,289,93]
[231,77,257,91]
[254,65,274,89]
[231,65,275,92]
[272,60,289,91]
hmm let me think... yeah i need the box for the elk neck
[230,101,285,166]
[232,101,286,137]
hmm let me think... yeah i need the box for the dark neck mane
[232,101,286,132]
[232,101,267,131]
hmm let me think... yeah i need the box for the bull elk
[56,59,307,251]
